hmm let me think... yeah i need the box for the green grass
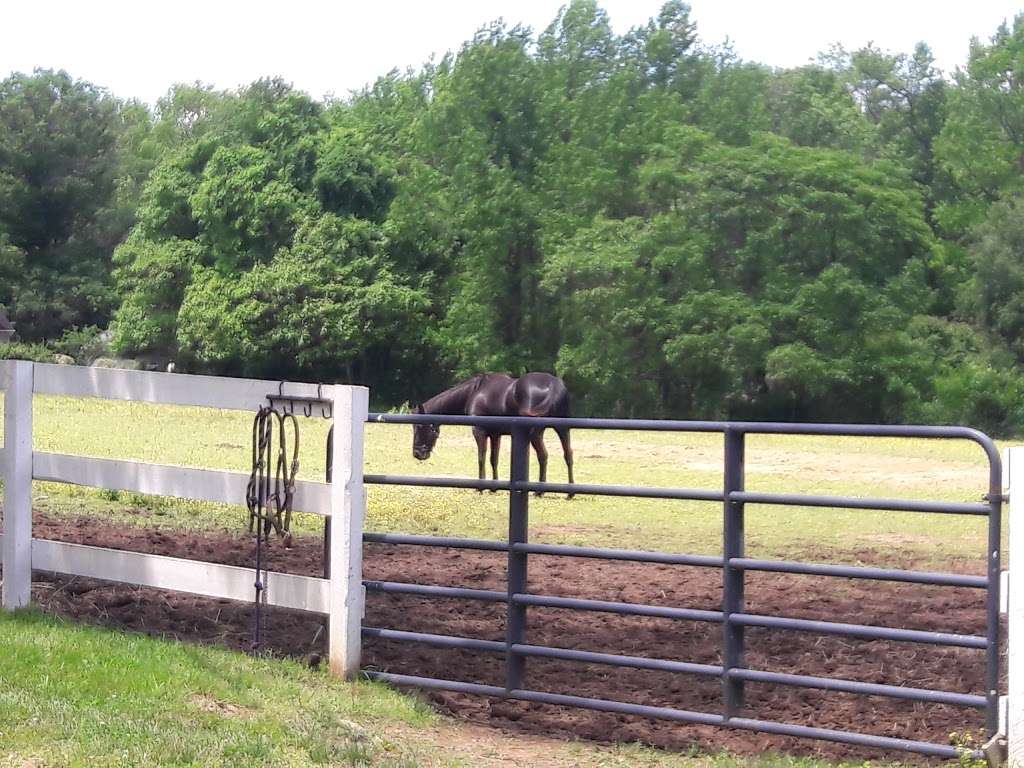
[0,610,440,767]
[0,611,922,768]
[0,393,1014,566]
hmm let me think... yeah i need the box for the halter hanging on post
[245,404,299,651]
[245,382,334,651]
[246,405,299,542]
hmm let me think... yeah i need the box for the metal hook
[304,402,313,418]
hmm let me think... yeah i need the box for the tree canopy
[5,5,1024,433]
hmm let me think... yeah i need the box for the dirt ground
[26,512,998,762]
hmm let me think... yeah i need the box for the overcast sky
[1,1,1020,105]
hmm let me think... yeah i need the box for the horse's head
[412,404,439,461]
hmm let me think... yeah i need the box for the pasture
[6,392,1008,567]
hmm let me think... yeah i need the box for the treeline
[2,2,1024,431]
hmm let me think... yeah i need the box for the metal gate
[360,414,1002,760]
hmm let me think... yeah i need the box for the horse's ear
[416,404,424,414]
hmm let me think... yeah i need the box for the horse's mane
[422,373,489,414]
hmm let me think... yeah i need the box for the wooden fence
[0,360,368,676]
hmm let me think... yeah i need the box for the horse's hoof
[566,494,575,500]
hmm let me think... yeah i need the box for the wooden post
[3,360,33,610]
[328,385,369,677]
[1008,447,1023,766]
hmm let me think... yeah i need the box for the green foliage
[936,14,1024,233]
[0,341,55,362]
[0,69,138,340]
[11,4,1024,434]
[114,81,435,401]
[963,199,1024,359]
[52,325,109,365]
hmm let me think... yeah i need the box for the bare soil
[27,512,998,762]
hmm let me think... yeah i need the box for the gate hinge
[984,493,1009,503]
[983,695,1009,767]
[983,733,1006,768]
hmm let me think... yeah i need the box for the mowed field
[1,392,1012,569]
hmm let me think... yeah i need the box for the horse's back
[513,372,569,418]
[465,373,516,417]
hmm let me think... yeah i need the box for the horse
[412,372,575,498]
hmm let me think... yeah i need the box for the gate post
[722,428,746,715]
[1008,447,1024,766]
[327,385,369,678]
[506,425,530,690]
[2,360,34,610]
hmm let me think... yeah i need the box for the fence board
[33,453,330,515]
[32,363,330,412]
[2,535,329,614]
[2,361,33,609]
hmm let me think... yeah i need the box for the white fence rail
[0,360,367,677]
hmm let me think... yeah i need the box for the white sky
[1,1,1021,105]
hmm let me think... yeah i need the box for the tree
[114,80,433,399]
[936,14,1024,234]
[963,199,1024,360]
[0,70,134,339]
[544,133,938,420]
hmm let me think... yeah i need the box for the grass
[0,609,440,767]
[0,611,912,768]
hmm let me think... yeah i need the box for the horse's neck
[423,379,478,415]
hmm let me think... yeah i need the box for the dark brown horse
[412,372,574,497]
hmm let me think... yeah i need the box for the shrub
[0,342,54,363]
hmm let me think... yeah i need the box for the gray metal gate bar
[362,626,504,653]
[731,613,987,648]
[729,558,988,587]
[364,671,977,760]
[364,532,508,551]
[730,668,987,707]
[510,643,723,676]
[731,491,991,516]
[511,593,724,623]
[513,542,722,567]
[364,580,506,602]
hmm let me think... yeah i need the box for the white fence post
[1009,446,1024,767]
[2,360,34,610]
[328,385,369,678]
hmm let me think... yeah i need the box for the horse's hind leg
[556,427,574,499]
[530,428,548,497]
[489,434,501,492]
[473,428,487,492]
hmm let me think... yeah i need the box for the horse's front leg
[489,434,501,492]
[473,428,487,493]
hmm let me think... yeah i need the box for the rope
[245,405,300,650]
